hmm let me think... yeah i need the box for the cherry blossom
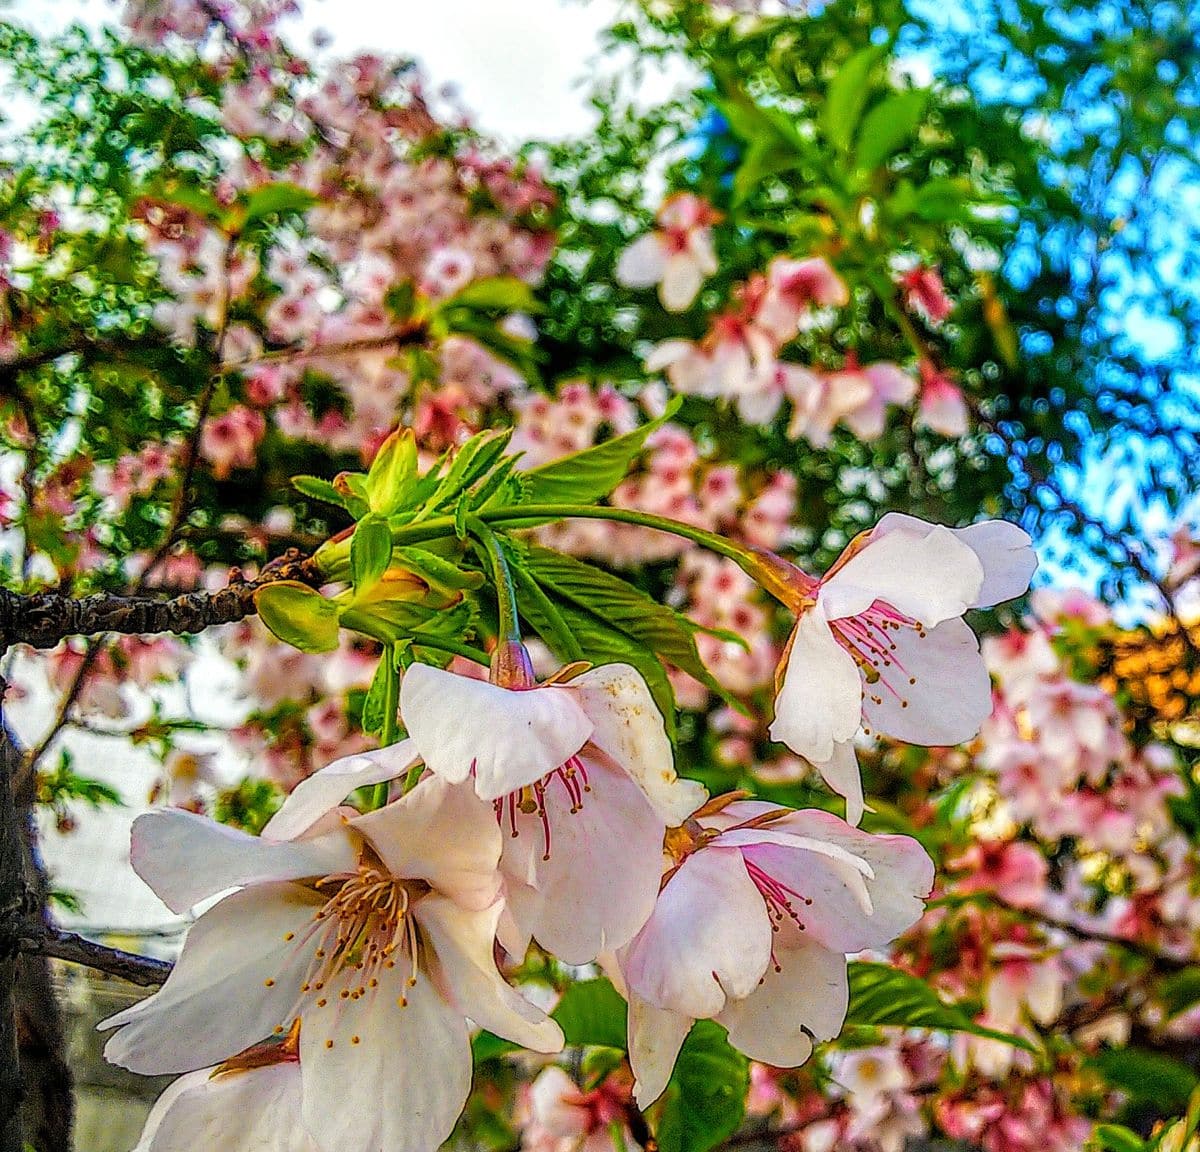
[522,1066,637,1152]
[619,799,933,1106]
[760,513,1035,822]
[615,193,720,311]
[101,776,563,1152]
[915,361,970,437]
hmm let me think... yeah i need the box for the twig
[19,928,171,989]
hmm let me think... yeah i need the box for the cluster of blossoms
[110,512,1034,1151]
[512,381,796,567]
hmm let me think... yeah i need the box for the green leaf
[443,276,542,315]
[521,397,681,507]
[394,546,484,595]
[291,474,348,509]
[350,515,393,596]
[846,962,1036,1049]
[1088,1048,1200,1115]
[361,653,391,738]
[520,544,735,708]
[241,181,318,225]
[853,89,929,172]
[821,45,887,153]
[255,582,340,653]
[1090,1125,1147,1152]
[1156,968,1200,1020]
[654,1022,748,1152]
[364,429,418,516]
[554,979,629,1049]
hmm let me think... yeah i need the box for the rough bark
[1,693,26,1152]
[0,551,321,651]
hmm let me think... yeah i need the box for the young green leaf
[350,515,393,596]
[853,89,929,172]
[292,474,349,509]
[821,44,887,154]
[364,429,418,516]
[254,581,341,653]
[846,962,1036,1049]
[521,396,682,506]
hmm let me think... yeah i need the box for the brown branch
[0,551,320,652]
[18,929,171,989]
[218,323,429,373]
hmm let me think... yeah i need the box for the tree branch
[18,929,171,989]
[0,550,321,651]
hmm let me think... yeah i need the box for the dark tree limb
[18,931,171,989]
[0,551,321,652]
[0,689,27,1152]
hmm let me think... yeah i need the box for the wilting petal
[860,617,992,746]
[353,775,501,912]
[400,663,592,799]
[769,607,863,764]
[807,740,865,826]
[627,994,693,1109]
[615,234,667,289]
[101,883,322,1075]
[717,938,848,1067]
[571,663,707,825]
[501,754,665,964]
[747,809,933,949]
[821,527,983,625]
[262,741,421,842]
[660,253,704,311]
[130,809,359,915]
[134,1063,316,1152]
[299,966,472,1152]
[623,847,771,1019]
[872,513,1036,609]
[417,894,563,1053]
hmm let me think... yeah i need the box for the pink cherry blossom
[620,800,933,1105]
[615,193,720,312]
[762,513,1035,822]
[915,361,970,437]
[898,265,954,324]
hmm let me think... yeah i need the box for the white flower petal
[571,663,707,825]
[859,617,993,746]
[101,883,322,1074]
[135,1063,316,1152]
[129,809,359,915]
[417,894,563,1053]
[627,994,692,1109]
[353,775,501,912]
[821,525,983,625]
[299,967,472,1152]
[660,254,703,312]
[806,740,865,826]
[615,234,668,289]
[262,741,421,842]
[872,513,1036,608]
[717,939,847,1066]
[500,754,665,964]
[400,663,592,800]
[622,847,772,1020]
[769,608,863,764]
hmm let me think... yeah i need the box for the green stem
[371,644,400,809]
[392,504,758,575]
[468,516,522,645]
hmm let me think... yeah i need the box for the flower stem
[371,644,399,809]
[392,504,758,574]
[468,516,522,646]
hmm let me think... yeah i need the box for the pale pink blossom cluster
[94,441,181,514]
[44,635,194,721]
[114,637,940,1151]
[512,381,796,568]
[615,193,721,312]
